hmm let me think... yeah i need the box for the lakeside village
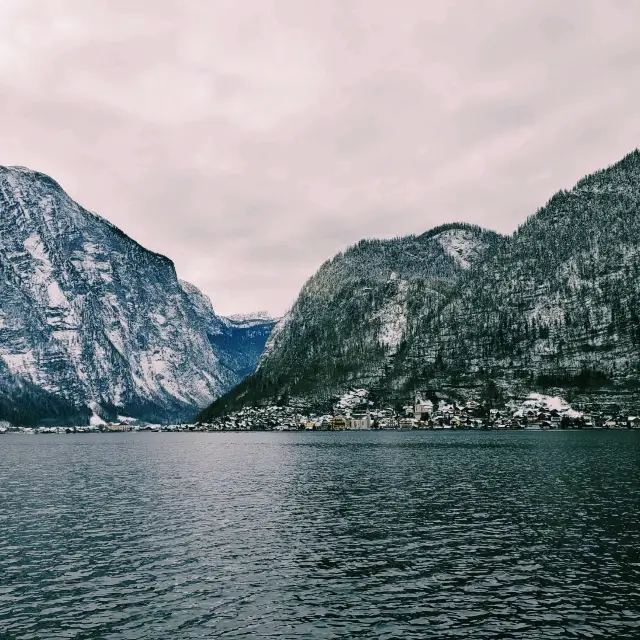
[199,390,640,432]
[4,390,640,434]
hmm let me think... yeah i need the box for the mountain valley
[3,151,640,426]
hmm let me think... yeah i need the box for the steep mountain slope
[0,359,85,426]
[0,166,273,424]
[392,149,640,407]
[179,281,277,379]
[199,224,504,418]
[211,315,279,379]
[202,149,640,418]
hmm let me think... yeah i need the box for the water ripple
[1,431,639,638]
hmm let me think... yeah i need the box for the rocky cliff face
[0,166,274,424]
[202,149,640,418]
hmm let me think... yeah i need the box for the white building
[399,417,417,429]
[348,413,372,429]
[413,396,433,419]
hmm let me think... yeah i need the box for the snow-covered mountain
[0,166,274,424]
[396,149,640,409]
[201,149,640,418]
[224,312,274,326]
[200,223,504,417]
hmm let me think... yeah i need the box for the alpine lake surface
[1,430,639,639]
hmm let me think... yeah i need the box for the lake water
[1,430,639,639]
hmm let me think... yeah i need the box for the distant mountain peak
[225,311,276,324]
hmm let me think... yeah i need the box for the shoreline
[4,426,640,435]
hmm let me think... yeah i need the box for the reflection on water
[1,431,639,638]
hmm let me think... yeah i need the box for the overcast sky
[1,1,639,316]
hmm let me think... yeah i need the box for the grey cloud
[0,0,639,315]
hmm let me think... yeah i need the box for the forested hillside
[201,150,640,418]
[200,224,503,418]
[391,149,640,408]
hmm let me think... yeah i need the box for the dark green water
[1,431,639,639]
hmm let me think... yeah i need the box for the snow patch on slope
[512,393,583,419]
[89,413,106,426]
[435,229,482,269]
[224,311,276,327]
[1,350,38,379]
[336,388,370,412]
[373,278,408,350]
